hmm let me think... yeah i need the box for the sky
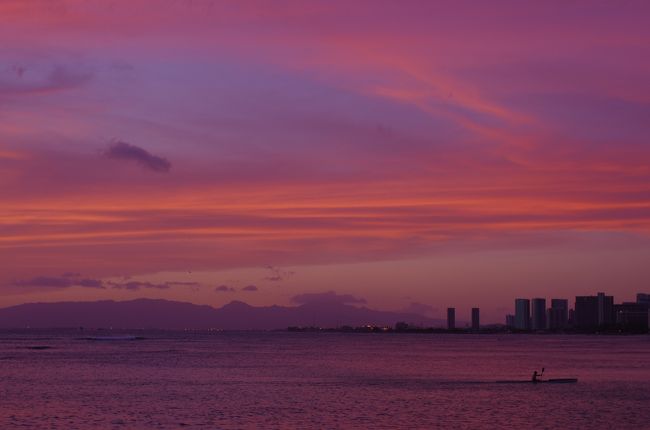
[1,0,649,322]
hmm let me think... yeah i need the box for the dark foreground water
[1,331,649,429]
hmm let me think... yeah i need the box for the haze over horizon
[2,1,650,323]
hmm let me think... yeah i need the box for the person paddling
[532,367,545,382]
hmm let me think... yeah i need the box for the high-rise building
[514,299,530,331]
[471,308,480,331]
[447,308,455,330]
[635,293,650,332]
[531,298,546,330]
[575,296,598,328]
[547,299,569,330]
[597,292,614,327]
[575,293,614,329]
[505,314,515,328]
[614,303,649,332]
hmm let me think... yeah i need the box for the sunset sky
[1,0,649,322]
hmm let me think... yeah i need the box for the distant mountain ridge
[0,298,444,330]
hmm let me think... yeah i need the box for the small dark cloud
[214,284,236,293]
[242,285,258,292]
[14,276,105,289]
[103,140,171,173]
[166,281,201,287]
[0,64,92,95]
[109,281,174,291]
[263,265,295,282]
[14,274,199,291]
[291,291,366,306]
[77,278,105,288]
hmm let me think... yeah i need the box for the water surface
[1,331,649,429]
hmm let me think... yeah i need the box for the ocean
[1,331,649,429]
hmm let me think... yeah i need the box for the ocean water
[1,331,649,429]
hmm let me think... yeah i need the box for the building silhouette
[615,302,649,332]
[639,294,650,330]
[447,308,455,330]
[515,299,530,331]
[637,293,650,306]
[575,296,598,328]
[614,293,650,332]
[575,293,613,329]
[531,298,546,330]
[547,299,569,330]
[471,308,480,331]
[502,292,648,333]
[597,292,614,326]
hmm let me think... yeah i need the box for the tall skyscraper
[547,299,569,330]
[471,308,480,331]
[575,296,599,328]
[575,293,613,329]
[531,298,546,330]
[515,299,530,331]
[597,292,614,327]
[447,308,455,330]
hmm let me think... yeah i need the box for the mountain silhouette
[0,298,444,329]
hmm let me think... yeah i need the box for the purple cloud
[242,285,258,292]
[14,276,105,289]
[110,281,169,290]
[109,280,199,290]
[263,265,295,282]
[14,274,199,291]
[166,281,201,287]
[215,284,236,292]
[0,64,92,95]
[103,141,171,173]
[291,291,366,305]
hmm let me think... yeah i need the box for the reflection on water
[1,331,649,429]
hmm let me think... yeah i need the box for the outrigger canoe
[496,378,578,384]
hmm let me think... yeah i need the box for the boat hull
[496,378,578,384]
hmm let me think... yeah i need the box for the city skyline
[1,287,648,329]
[2,1,650,321]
